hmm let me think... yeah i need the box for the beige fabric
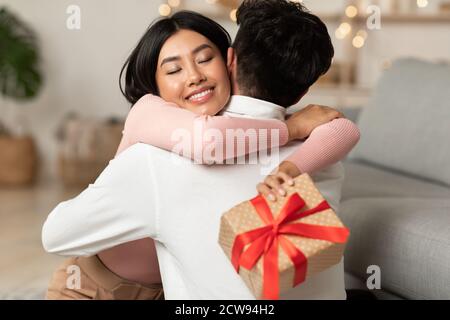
[340,197,450,299]
[45,255,164,300]
[348,58,450,186]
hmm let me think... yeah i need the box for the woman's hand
[285,104,344,142]
[256,161,301,202]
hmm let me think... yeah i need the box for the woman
[45,11,359,300]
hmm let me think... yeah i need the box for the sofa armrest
[339,107,363,124]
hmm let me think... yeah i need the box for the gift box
[218,173,350,299]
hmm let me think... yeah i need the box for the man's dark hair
[233,0,334,107]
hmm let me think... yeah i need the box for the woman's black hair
[119,11,231,106]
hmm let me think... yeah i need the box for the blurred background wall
[0,0,449,183]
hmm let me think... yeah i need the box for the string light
[334,7,369,48]
[339,22,352,35]
[335,28,346,39]
[159,3,171,16]
[168,0,180,8]
[352,35,365,48]
[230,9,237,22]
[356,29,368,39]
[345,5,358,18]
[417,0,429,8]
[335,22,352,39]
[382,59,392,70]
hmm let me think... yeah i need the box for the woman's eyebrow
[160,44,213,67]
[192,44,212,55]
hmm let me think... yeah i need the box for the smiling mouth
[186,87,215,103]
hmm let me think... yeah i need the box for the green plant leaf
[0,7,43,101]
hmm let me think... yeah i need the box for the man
[43,0,356,299]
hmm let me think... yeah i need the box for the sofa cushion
[340,197,450,300]
[349,58,450,186]
[342,161,450,201]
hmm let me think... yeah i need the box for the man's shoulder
[107,143,163,176]
[93,144,156,186]
[116,143,171,160]
[115,143,193,171]
[114,143,151,162]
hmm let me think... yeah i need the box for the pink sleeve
[116,94,289,162]
[284,118,360,174]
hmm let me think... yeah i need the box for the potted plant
[0,7,42,186]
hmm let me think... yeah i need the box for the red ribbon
[231,193,350,300]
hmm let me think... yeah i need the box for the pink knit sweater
[117,94,360,174]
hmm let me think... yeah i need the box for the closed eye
[198,57,213,64]
[167,69,181,75]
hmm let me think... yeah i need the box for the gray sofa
[340,58,450,300]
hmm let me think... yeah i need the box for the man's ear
[227,47,236,74]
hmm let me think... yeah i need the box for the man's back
[143,142,346,299]
[42,140,346,300]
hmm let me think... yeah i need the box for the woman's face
[156,29,231,116]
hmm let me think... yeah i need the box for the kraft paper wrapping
[218,173,348,299]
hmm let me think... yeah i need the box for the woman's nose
[187,67,206,86]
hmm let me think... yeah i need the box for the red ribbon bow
[231,193,350,300]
